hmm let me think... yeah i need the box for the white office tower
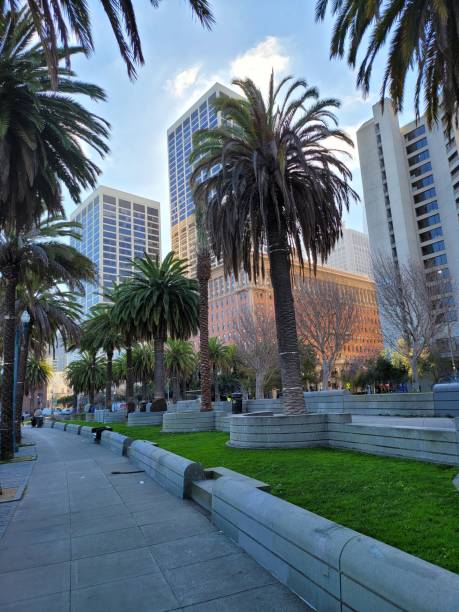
[357,100,459,348]
[70,186,161,315]
[326,227,373,278]
[167,83,241,276]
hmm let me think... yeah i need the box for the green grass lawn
[66,419,459,574]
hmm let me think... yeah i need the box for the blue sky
[68,0,413,252]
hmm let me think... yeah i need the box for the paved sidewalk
[0,441,35,538]
[0,427,309,612]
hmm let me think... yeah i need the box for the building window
[414,187,436,204]
[412,175,434,191]
[404,125,426,141]
[408,149,430,166]
[421,240,445,256]
[424,254,448,269]
[419,226,443,243]
[417,213,441,229]
[410,161,432,178]
[416,200,438,216]
[406,137,428,155]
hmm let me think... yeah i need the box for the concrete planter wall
[127,412,164,427]
[100,430,132,456]
[162,410,215,432]
[65,424,81,435]
[128,440,204,498]
[229,413,332,449]
[94,409,127,423]
[212,477,459,611]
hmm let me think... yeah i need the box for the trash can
[231,392,243,414]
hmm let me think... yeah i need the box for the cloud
[166,65,201,98]
[230,36,290,86]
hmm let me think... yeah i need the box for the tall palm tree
[165,339,196,403]
[25,356,53,414]
[0,219,96,458]
[195,202,213,412]
[208,337,231,401]
[112,252,199,405]
[65,352,106,409]
[82,303,122,411]
[5,1,215,85]
[191,74,357,414]
[0,7,109,230]
[0,8,108,458]
[316,1,459,129]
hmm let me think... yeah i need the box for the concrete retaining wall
[433,383,459,417]
[100,430,132,456]
[80,426,93,439]
[53,421,67,431]
[94,409,127,423]
[128,440,204,498]
[127,412,164,427]
[304,390,436,417]
[163,410,215,432]
[215,412,231,432]
[166,400,200,413]
[65,424,81,435]
[212,477,459,612]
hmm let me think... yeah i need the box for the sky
[68,0,414,253]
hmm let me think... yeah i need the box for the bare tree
[372,256,448,391]
[295,278,356,390]
[233,307,278,399]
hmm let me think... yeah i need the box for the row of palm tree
[66,252,199,413]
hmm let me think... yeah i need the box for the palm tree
[191,74,357,414]
[208,337,231,401]
[0,219,96,458]
[65,352,106,409]
[0,7,109,230]
[14,288,83,441]
[165,339,196,403]
[316,1,459,129]
[82,303,122,411]
[0,9,108,458]
[25,356,53,414]
[132,343,155,401]
[112,252,199,405]
[5,1,215,85]
[195,202,213,412]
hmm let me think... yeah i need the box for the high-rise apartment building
[167,83,241,276]
[357,101,459,346]
[326,227,373,278]
[70,185,161,314]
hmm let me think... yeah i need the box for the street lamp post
[12,311,30,455]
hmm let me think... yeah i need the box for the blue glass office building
[70,186,161,315]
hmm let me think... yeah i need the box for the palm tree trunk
[197,249,212,411]
[214,368,219,402]
[171,368,180,404]
[266,220,304,415]
[14,320,31,444]
[126,344,135,413]
[0,264,19,460]
[153,336,165,399]
[141,380,147,401]
[105,349,113,410]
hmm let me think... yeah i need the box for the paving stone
[140,513,217,545]
[183,583,311,611]
[71,547,160,589]
[1,522,70,547]
[71,572,179,612]
[70,512,136,537]
[163,552,276,606]
[150,531,239,570]
[71,526,147,560]
[0,537,71,573]
[1,591,70,612]
[0,562,70,605]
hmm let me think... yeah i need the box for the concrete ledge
[128,412,164,427]
[80,426,93,439]
[44,420,54,428]
[94,409,127,423]
[65,424,81,435]
[53,422,67,431]
[162,410,216,433]
[127,440,205,498]
[212,477,459,612]
[100,431,132,456]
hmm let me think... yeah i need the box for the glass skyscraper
[70,186,161,314]
[167,83,240,276]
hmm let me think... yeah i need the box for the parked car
[61,408,73,415]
